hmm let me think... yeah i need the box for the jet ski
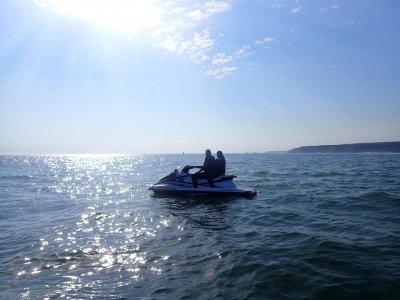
[149,165,257,197]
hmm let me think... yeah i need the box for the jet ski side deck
[149,168,257,197]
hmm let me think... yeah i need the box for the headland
[288,141,400,153]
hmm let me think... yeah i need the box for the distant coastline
[288,141,400,153]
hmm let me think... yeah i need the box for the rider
[214,150,226,177]
[191,149,215,188]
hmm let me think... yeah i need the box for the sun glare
[33,0,164,36]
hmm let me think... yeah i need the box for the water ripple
[1,154,400,299]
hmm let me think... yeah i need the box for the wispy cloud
[155,29,214,64]
[204,66,237,79]
[320,2,339,13]
[234,45,251,58]
[204,45,250,79]
[291,6,302,14]
[212,53,233,65]
[151,0,246,79]
[188,1,232,20]
[255,36,276,45]
[32,0,247,79]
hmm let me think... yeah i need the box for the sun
[33,0,164,36]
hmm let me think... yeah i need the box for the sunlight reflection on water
[9,155,177,298]
[19,204,176,298]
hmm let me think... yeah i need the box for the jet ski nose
[148,186,153,191]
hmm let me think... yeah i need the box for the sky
[0,0,399,154]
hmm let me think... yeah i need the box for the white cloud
[291,6,302,14]
[155,35,179,52]
[212,53,233,65]
[185,29,214,63]
[189,51,208,64]
[320,3,339,13]
[155,29,214,64]
[188,9,206,20]
[207,45,250,77]
[188,1,231,20]
[171,6,187,14]
[255,36,275,45]
[234,45,251,58]
[150,1,237,73]
[205,1,231,14]
[205,66,237,79]
[191,29,214,49]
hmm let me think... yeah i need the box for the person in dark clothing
[192,149,215,187]
[214,150,226,177]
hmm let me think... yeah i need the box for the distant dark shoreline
[288,142,400,153]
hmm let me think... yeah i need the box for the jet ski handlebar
[181,165,203,173]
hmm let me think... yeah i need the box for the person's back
[214,151,226,177]
[203,155,215,175]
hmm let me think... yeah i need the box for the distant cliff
[288,142,400,153]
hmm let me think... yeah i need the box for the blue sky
[0,0,399,154]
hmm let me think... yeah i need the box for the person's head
[205,149,212,157]
[217,151,224,159]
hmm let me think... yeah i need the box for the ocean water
[0,153,399,299]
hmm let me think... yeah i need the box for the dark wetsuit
[214,157,226,177]
[192,156,215,187]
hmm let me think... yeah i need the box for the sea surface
[1,153,399,299]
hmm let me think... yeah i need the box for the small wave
[253,170,271,176]
[310,171,347,178]
[357,191,399,201]
[0,175,34,180]
[348,191,400,209]
[17,249,89,275]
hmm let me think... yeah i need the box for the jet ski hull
[149,186,257,197]
[149,169,257,197]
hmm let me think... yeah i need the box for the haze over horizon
[1,0,399,154]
